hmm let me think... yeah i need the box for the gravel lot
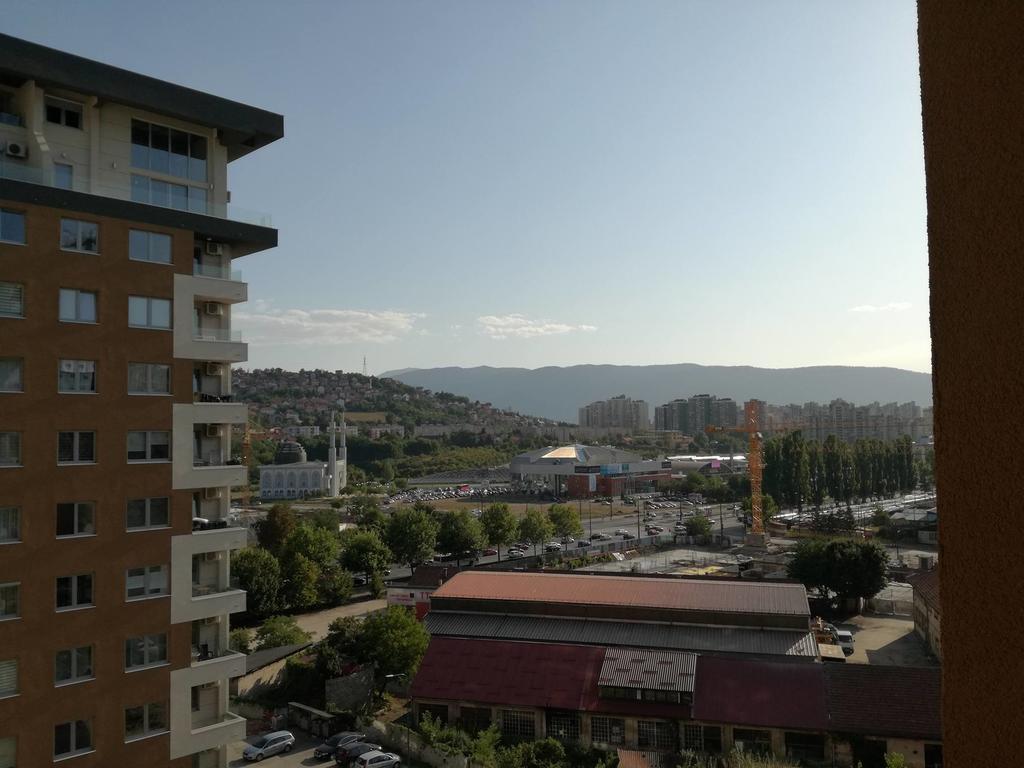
[835,614,938,666]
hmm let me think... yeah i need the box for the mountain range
[382,364,934,423]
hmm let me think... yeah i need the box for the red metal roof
[692,655,828,730]
[825,664,941,740]
[431,571,809,616]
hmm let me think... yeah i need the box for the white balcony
[173,274,247,362]
[188,271,248,305]
[187,649,246,687]
[172,404,247,491]
[171,533,246,624]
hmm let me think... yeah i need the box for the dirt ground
[835,614,939,666]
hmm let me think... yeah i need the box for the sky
[8,1,931,375]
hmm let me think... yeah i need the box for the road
[293,599,387,641]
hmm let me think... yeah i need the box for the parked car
[614,528,630,536]
[507,550,524,559]
[621,532,636,540]
[544,542,562,552]
[314,732,366,761]
[352,751,402,768]
[243,730,295,761]
[334,741,382,765]
[577,540,589,548]
[482,548,498,556]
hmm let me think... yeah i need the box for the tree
[309,507,341,531]
[255,504,296,558]
[341,530,393,580]
[349,495,386,533]
[787,539,830,598]
[684,514,713,538]
[479,503,519,561]
[385,506,439,572]
[229,627,254,654]
[254,615,312,650]
[281,553,320,610]
[496,738,566,768]
[823,539,889,605]
[355,605,430,679]
[547,504,583,542]
[437,511,485,565]
[281,522,341,573]
[518,508,553,554]
[232,547,282,619]
[318,565,354,604]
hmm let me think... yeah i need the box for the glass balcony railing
[0,112,22,127]
[193,263,243,281]
[191,641,239,664]
[192,328,243,343]
[0,158,271,227]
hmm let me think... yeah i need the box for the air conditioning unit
[205,425,222,438]
[4,141,27,159]
[203,303,223,316]
[205,241,224,257]
[202,487,221,500]
[204,363,223,377]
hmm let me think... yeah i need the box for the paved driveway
[836,614,939,666]
[228,732,328,767]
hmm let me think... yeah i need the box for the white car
[614,529,630,536]
[353,750,402,768]
[243,731,295,761]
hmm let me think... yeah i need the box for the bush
[254,615,312,651]
[369,571,386,598]
[229,627,254,654]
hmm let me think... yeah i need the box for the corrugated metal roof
[825,664,941,740]
[908,570,940,614]
[599,648,696,692]
[424,612,818,658]
[617,750,664,768]
[431,571,810,616]
[693,655,828,730]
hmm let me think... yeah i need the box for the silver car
[243,730,295,761]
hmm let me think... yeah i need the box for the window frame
[0,281,24,317]
[0,506,19,544]
[55,573,94,612]
[0,208,26,245]
[0,582,18,620]
[124,701,168,742]
[128,229,173,265]
[44,96,83,129]
[54,162,74,190]
[58,288,98,324]
[57,430,96,465]
[0,658,17,698]
[59,218,99,254]
[126,497,170,531]
[58,359,97,394]
[127,362,171,395]
[124,633,168,671]
[0,358,22,393]
[54,645,94,687]
[126,431,170,463]
[590,716,625,746]
[130,118,208,182]
[125,565,169,601]
[53,718,93,760]
[0,432,21,467]
[56,502,96,538]
[127,295,172,330]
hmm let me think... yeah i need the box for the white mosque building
[259,412,347,500]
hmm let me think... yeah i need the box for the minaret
[339,406,347,468]
[328,411,339,497]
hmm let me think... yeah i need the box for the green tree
[355,605,430,679]
[385,506,439,572]
[340,530,393,580]
[318,565,354,604]
[496,738,566,768]
[308,507,341,531]
[787,539,830,598]
[281,553,320,610]
[437,510,485,564]
[255,504,296,558]
[232,547,282,619]
[229,627,254,654]
[884,754,909,768]
[685,514,713,538]
[479,503,519,561]
[369,571,386,599]
[824,539,889,606]
[350,495,386,533]
[547,504,583,542]
[254,615,312,650]
[281,522,341,573]
[518,508,553,555]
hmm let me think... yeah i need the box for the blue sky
[8,1,930,374]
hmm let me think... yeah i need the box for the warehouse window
[785,731,826,762]
[591,716,625,746]
[682,724,722,754]
[458,706,492,734]
[637,720,676,751]
[418,703,449,725]
[545,711,580,743]
[500,710,535,740]
[733,729,772,756]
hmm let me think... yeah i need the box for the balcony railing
[193,392,234,403]
[192,579,239,598]
[0,159,271,227]
[0,112,22,127]
[193,263,243,281]
[192,328,243,343]
[191,643,242,665]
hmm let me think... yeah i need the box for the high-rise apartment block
[761,399,932,442]
[653,394,738,433]
[577,395,650,432]
[0,35,282,768]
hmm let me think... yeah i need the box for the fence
[366,719,469,768]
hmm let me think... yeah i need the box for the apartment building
[654,395,738,434]
[0,35,282,768]
[578,395,650,432]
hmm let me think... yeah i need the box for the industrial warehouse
[509,444,673,497]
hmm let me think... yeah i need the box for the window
[127,431,170,462]
[545,711,580,743]
[0,282,24,317]
[0,660,16,697]
[58,431,95,464]
[55,163,73,190]
[591,717,625,745]
[129,229,173,264]
[0,584,18,619]
[58,288,97,323]
[45,97,82,129]
[0,507,18,543]
[637,720,676,751]
[128,296,171,329]
[56,502,96,537]
[125,701,167,741]
[732,729,772,757]
[126,497,169,530]
[55,646,93,685]
[499,710,535,740]
[131,174,207,213]
[126,565,168,600]
[682,724,722,754]
[54,720,92,759]
[641,688,681,703]
[0,433,20,467]
[128,363,170,394]
[60,219,98,253]
[131,119,207,181]
[0,210,25,245]
[56,574,93,610]
[58,360,96,393]
[124,633,168,670]
[0,736,14,768]
[458,706,492,734]
[0,359,22,392]
[784,731,826,762]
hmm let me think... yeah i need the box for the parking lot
[834,614,938,666]
[228,732,324,767]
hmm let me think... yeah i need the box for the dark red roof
[407,564,462,589]
[692,655,828,730]
[908,570,941,615]
[825,664,941,740]
[410,637,604,710]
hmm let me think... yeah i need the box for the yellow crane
[706,400,768,547]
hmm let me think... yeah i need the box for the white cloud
[477,313,597,340]
[234,306,425,346]
[848,302,912,313]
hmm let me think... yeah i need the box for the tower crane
[705,400,768,547]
